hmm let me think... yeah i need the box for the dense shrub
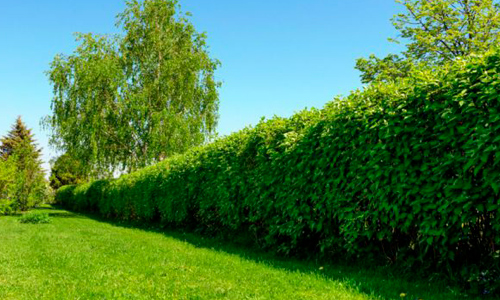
[56,51,500,292]
[19,211,50,224]
[0,200,16,215]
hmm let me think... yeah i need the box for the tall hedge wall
[57,51,500,288]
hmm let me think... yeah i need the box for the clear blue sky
[0,0,404,171]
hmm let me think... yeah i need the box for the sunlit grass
[0,206,486,299]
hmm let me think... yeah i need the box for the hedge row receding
[57,51,500,289]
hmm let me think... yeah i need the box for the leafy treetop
[356,0,500,83]
[45,0,220,176]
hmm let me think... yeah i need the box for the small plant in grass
[19,211,50,224]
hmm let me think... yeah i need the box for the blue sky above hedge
[0,0,404,170]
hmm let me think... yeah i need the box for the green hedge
[57,51,500,290]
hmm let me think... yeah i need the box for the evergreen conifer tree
[1,116,41,160]
[0,117,46,210]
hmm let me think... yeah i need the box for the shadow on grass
[47,212,85,218]
[5,212,22,217]
[32,206,86,219]
[49,205,489,300]
[34,205,58,210]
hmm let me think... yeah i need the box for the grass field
[0,206,488,300]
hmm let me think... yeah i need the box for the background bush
[0,200,16,215]
[19,211,50,224]
[56,50,500,292]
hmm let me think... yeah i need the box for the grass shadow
[47,211,85,218]
[51,206,492,300]
[4,212,23,217]
[32,206,87,219]
[34,205,58,210]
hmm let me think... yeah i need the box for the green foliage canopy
[49,153,87,190]
[0,156,16,208]
[11,140,47,210]
[45,0,220,175]
[0,159,16,215]
[356,0,500,83]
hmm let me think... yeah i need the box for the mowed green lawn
[0,207,483,300]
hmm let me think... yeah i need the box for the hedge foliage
[57,51,500,289]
